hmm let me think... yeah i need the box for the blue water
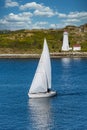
[0,58,87,130]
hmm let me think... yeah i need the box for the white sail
[29,38,51,94]
[43,38,51,89]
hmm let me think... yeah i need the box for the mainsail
[29,38,51,94]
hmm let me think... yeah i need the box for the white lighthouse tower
[62,31,70,51]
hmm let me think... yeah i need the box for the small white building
[73,44,81,51]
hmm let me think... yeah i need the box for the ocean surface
[0,58,87,130]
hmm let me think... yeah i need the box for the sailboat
[28,38,56,98]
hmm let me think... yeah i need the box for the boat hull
[28,91,57,98]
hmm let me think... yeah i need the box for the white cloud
[5,0,19,7]
[63,19,80,23]
[0,12,32,30]
[31,21,48,29]
[34,9,54,17]
[58,11,87,20]
[35,21,48,26]
[57,11,87,27]
[50,23,65,29]
[57,13,67,18]
[50,24,56,28]
[20,2,55,17]
[67,11,87,19]
[20,2,43,10]
[5,12,32,22]
[0,20,31,30]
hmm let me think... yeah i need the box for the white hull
[28,91,57,99]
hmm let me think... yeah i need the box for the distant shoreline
[0,52,87,58]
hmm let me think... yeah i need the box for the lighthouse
[62,31,70,51]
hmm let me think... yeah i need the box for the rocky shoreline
[50,52,87,58]
[0,52,87,58]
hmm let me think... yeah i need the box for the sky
[0,0,87,30]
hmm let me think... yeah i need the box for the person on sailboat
[47,88,50,92]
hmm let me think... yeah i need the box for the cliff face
[65,23,87,32]
[79,24,87,32]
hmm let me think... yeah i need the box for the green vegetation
[0,25,87,53]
